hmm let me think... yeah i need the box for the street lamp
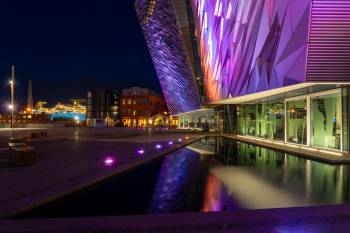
[74,116,80,126]
[9,66,14,130]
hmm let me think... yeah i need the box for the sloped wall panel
[135,0,201,115]
[191,0,313,102]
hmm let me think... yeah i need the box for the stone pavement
[1,204,350,233]
[0,127,202,218]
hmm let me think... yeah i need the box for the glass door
[286,97,307,145]
[310,90,342,150]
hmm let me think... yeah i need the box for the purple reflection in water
[168,141,174,145]
[148,147,200,213]
[156,144,162,149]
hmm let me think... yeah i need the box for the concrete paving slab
[0,128,201,218]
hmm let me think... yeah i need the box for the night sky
[0,0,160,108]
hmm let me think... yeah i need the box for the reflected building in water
[205,137,350,210]
[147,137,350,213]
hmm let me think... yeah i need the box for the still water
[149,137,350,213]
[21,137,350,218]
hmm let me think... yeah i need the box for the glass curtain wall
[343,88,349,152]
[245,105,256,136]
[178,109,216,130]
[267,103,284,140]
[286,98,307,145]
[223,105,237,134]
[236,88,347,151]
[237,103,285,140]
[311,92,342,150]
[237,105,246,135]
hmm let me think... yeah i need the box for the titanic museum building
[135,0,350,153]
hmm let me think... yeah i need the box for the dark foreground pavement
[1,204,350,233]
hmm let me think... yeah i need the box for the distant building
[32,100,86,122]
[70,98,87,106]
[86,90,119,127]
[49,101,86,122]
[120,87,168,127]
[34,101,49,113]
[0,112,51,125]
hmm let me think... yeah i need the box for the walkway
[0,128,202,218]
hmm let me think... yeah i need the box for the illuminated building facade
[192,0,350,101]
[134,0,203,115]
[120,87,168,127]
[87,90,119,127]
[33,100,86,122]
[0,113,50,126]
[136,0,350,153]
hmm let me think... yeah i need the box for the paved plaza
[0,127,202,218]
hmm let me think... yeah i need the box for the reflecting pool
[209,137,350,211]
[20,137,350,218]
[150,137,350,213]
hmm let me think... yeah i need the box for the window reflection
[287,99,307,144]
[311,92,341,150]
[237,103,284,140]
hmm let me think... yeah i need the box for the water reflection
[201,173,238,212]
[148,148,201,213]
[204,137,350,210]
[149,137,350,213]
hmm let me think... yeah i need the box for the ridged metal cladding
[306,0,350,82]
[135,0,201,115]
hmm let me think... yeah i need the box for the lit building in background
[0,99,86,126]
[33,100,86,121]
[34,101,49,113]
[49,100,86,121]
[136,0,350,153]
[120,87,169,127]
[0,111,51,125]
[86,89,119,127]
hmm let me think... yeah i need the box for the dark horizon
[0,0,161,108]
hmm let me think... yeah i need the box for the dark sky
[0,0,160,107]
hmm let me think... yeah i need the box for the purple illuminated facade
[191,0,350,102]
[136,0,350,152]
[134,0,201,115]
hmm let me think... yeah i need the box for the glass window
[127,99,131,105]
[237,105,246,135]
[311,92,341,150]
[256,104,268,138]
[245,105,256,136]
[342,88,349,152]
[267,103,284,140]
[122,99,125,105]
[287,98,307,144]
